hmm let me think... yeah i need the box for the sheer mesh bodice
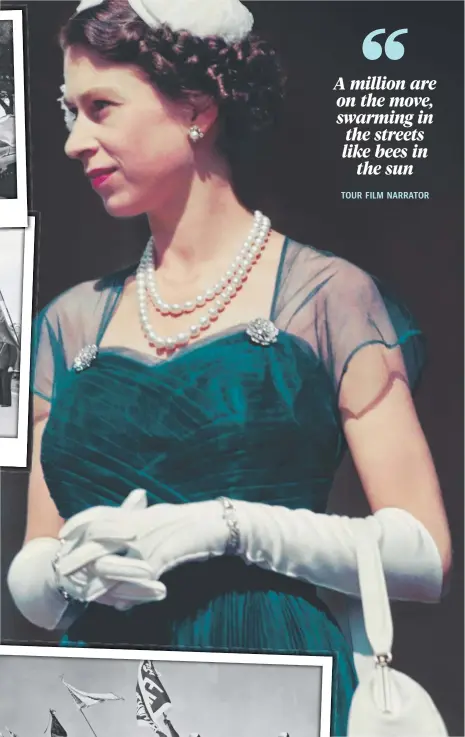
[31,239,425,736]
[34,238,423,400]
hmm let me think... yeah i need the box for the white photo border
[0,644,333,737]
[0,9,28,228]
[0,216,35,467]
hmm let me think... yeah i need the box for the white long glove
[6,490,166,630]
[232,502,444,602]
[60,493,443,607]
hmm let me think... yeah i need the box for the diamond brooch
[246,318,279,346]
[72,344,99,372]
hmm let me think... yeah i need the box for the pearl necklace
[137,211,271,351]
[145,210,269,315]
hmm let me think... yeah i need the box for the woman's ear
[191,95,219,135]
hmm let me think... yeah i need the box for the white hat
[75,0,254,43]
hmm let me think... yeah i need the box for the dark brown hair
[60,0,286,159]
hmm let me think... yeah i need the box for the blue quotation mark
[362,29,408,60]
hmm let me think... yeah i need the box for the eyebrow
[63,87,124,107]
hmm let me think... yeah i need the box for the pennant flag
[136,661,172,730]
[46,711,67,737]
[0,293,18,347]
[61,677,122,709]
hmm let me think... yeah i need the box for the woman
[7,0,452,734]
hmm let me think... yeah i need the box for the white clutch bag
[347,519,448,736]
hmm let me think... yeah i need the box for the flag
[136,661,171,730]
[136,689,158,732]
[0,294,18,347]
[45,711,67,737]
[61,677,122,709]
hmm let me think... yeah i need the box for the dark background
[1,2,463,733]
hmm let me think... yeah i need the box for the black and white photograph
[0,10,27,227]
[0,648,332,737]
[0,218,34,467]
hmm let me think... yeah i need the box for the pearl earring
[188,125,204,143]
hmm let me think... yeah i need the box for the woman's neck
[146,171,255,280]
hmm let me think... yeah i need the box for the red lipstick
[87,168,117,190]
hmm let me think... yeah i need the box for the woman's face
[63,46,197,218]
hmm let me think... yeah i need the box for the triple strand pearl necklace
[137,211,272,352]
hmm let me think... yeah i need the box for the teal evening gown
[32,239,425,735]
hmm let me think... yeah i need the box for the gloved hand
[55,489,167,608]
[7,490,165,629]
[58,491,229,608]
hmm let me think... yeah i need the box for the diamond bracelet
[218,496,241,555]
